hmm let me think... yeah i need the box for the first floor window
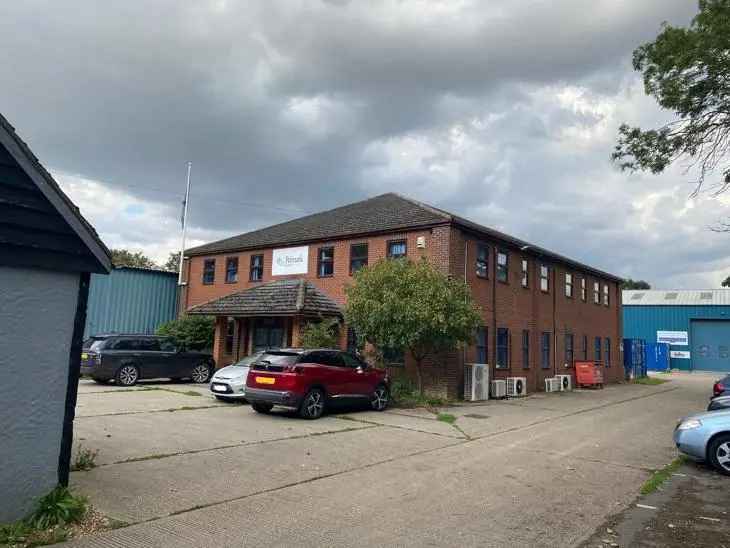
[581,278,586,301]
[605,338,611,367]
[387,240,407,259]
[565,273,573,298]
[594,336,602,362]
[496,328,509,368]
[318,246,334,277]
[582,334,588,361]
[225,257,238,283]
[202,259,215,285]
[522,330,530,369]
[540,265,549,292]
[350,243,368,273]
[593,281,600,304]
[541,332,551,369]
[476,327,487,363]
[521,259,529,287]
[225,318,235,354]
[497,251,508,283]
[250,254,263,281]
[603,284,610,306]
[565,334,574,367]
[476,244,488,278]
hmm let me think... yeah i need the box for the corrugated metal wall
[623,305,730,370]
[84,267,178,338]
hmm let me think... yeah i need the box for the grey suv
[80,334,215,386]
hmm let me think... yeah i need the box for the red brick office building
[182,193,622,398]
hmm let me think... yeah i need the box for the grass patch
[389,378,449,408]
[70,446,99,472]
[436,413,457,424]
[0,486,88,547]
[632,377,669,386]
[640,456,687,495]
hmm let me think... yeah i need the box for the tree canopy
[163,252,181,273]
[621,279,651,290]
[722,276,730,287]
[613,0,730,194]
[299,317,341,349]
[110,248,157,269]
[156,315,215,350]
[345,258,482,394]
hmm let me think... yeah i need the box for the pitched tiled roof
[187,192,622,282]
[187,278,342,317]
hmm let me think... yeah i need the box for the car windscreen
[84,338,108,351]
[256,352,300,366]
[232,353,264,367]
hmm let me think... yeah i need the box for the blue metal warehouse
[623,289,730,373]
[84,266,178,338]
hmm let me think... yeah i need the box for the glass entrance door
[253,318,285,352]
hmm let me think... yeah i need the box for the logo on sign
[271,246,308,276]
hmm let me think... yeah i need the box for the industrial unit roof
[623,290,730,306]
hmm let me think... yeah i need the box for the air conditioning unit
[506,377,527,397]
[490,379,506,399]
[463,363,489,401]
[555,374,573,391]
[545,377,561,393]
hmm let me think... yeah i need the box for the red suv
[245,348,390,419]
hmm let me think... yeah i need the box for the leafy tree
[299,317,341,349]
[345,258,482,395]
[613,1,730,194]
[156,315,215,350]
[163,251,181,273]
[722,276,730,287]
[110,248,157,269]
[621,279,651,290]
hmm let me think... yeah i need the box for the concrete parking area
[67,373,716,547]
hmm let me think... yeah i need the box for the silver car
[674,409,730,475]
[209,353,263,402]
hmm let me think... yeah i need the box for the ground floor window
[541,332,550,369]
[476,327,487,363]
[582,335,588,361]
[594,336,602,362]
[496,328,509,368]
[225,318,235,354]
[522,330,529,369]
[604,338,611,367]
[383,345,405,366]
[564,333,574,367]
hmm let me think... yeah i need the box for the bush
[156,315,214,351]
[71,447,99,472]
[299,317,340,349]
[28,486,87,530]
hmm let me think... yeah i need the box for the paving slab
[74,406,372,466]
[70,426,458,523]
[336,410,466,438]
[75,390,223,417]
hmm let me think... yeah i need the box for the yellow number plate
[81,353,88,360]
[256,376,275,385]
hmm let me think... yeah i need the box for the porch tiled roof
[187,278,342,317]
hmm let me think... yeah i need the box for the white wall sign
[272,246,309,276]
[657,330,688,346]
[670,350,691,359]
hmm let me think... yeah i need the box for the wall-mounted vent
[631,293,644,300]
[700,292,713,300]
[664,292,679,300]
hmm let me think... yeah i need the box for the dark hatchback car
[81,334,215,386]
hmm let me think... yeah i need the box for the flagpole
[178,162,192,286]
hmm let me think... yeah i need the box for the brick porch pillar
[212,316,227,369]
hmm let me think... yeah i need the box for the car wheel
[115,364,139,386]
[299,388,325,419]
[191,363,212,383]
[708,434,730,476]
[371,384,389,411]
[252,402,273,414]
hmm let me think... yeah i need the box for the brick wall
[185,222,622,395]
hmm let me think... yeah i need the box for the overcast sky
[2,1,726,288]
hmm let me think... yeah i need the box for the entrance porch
[187,278,343,368]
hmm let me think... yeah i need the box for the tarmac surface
[65,373,714,547]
